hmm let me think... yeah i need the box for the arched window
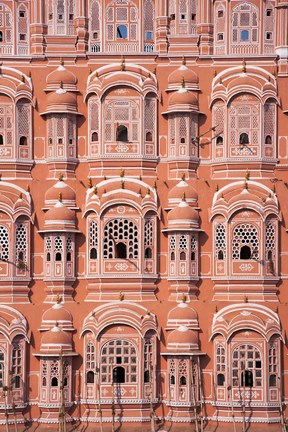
[47,252,51,262]
[146,131,152,142]
[215,224,226,261]
[216,136,223,145]
[66,252,71,262]
[55,252,62,261]
[144,370,150,383]
[180,376,187,385]
[269,374,276,387]
[116,124,128,142]
[113,366,125,383]
[170,375,175,385]
[51,377,58,387]
[179,235,188,261]
[87,371,95,384]
[239,132,249,145]
[241,370,253,387]
[90,248,97,259]
[218,251,224,260]
[240,245,252,260]
[171,251,175,261]
[0,135,3,145]
[217,373,225,386]
[89,0,101,52]
[91,132,98,142]
[145,247,152,259]
[265,135,272,145]
[115,242,127,259]
[0,225,9,262]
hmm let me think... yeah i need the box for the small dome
[168,302,198,325]
[44,201,76,232]
[167,325,198,348]
[41,325,71,345]
[168,180,198,205]
[169,87,198,107]
[45,180,76,207]
[41,302,74,331]
[168,65,199,87]
[45,89,77,113]
[168,200,199,223]
[47,65,77,88]
[228,187,263,206]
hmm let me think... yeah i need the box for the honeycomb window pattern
[0,225,9,262]
[232,223,259,260]
[16,223,27,261]
[103,218,139,259]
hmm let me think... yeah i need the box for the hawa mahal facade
[0,0,287,430]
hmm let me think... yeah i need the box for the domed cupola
[44,86,78,115]
[40,323,74,355]
[167,300,199,329]
[168,61,199,91]
[46,64,77,92]
[167,326,200,353]
[45,176,76,209]
[40,297,74,332]
[167,196,199,230]
[168,177,198,208]
[44,198,77,232]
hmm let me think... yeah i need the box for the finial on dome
[55,321,59,327]
[120,168,125,178]
[215,184,219,192]
[181,173,186,181]
[119,291,124,301]
[87,177,92,188]
[182,56,186,65]
[272,184,276,193]
[95,71,98,78]
[214,70,217,77]
[243,178,248,190]
[215,305,218,313]
[148,72,151,78]
[21,75,25,83]
[27,184,30,193]
[181,77,185,88]
[244,295,248,303]
[147,188,151,196]
[58,173,64,181]
[60,58,64,66]
[94,186,98,195]
[59,80,63,89]
[245,170,250,180]
[182,192,186,202]
[139,175,142,181]
[181,293,187,303]
[28,71,31,78]
[19,193,23,200]
[153,67,157,75]
[103,188,106,194]
[242,59,246,73]
[58,192,62,202]
[153,180,157,189]
[56,294,62,304]
[121,180,125,189]
[89,68,92,75]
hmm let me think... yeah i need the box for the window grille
[232,344,262,387]
[101,339,137,384]
[16,223,27,262]
[215,224,226,259]
[232,223,259,260]
[265,219,276,261]
[103,218,138,259]
[0,225,9,261]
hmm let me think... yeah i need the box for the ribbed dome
[47,65,77,87]
[45,180,76,206]
[168,65,199,87]
[169,88,198,107]
[42,303,73,329]
[168,180,198,205]
[168,303,198,322]
[42,325,72,345]
[43,201,76,232]
[168,200,199,223]
[45,88,77,113]
[167,326,199,348]
[45,201,75,223]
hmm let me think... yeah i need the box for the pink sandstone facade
[0,0,287,430]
